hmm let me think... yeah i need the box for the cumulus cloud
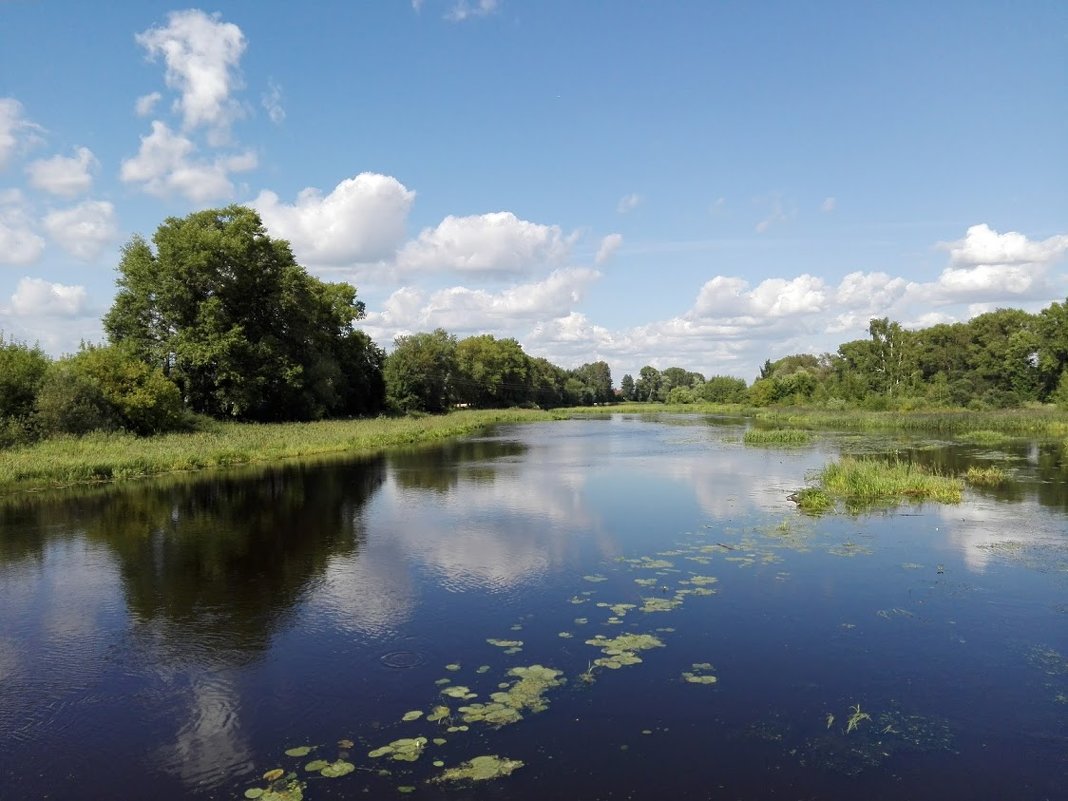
[595,233,622,265]
[396,211,569,276]
[10,277,87,317]
[0,192,45,265]
[25,147,98,197]
[617,193,641,214]
[364,267,599,341]
[42,200,117,261]
[694,274,828,319]
[917,223,1068,303]
[136,10,247,143]
[120,121,256,202]
[254,173,415,266]
[446,0,499,22]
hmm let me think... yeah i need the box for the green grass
[755,407,1068,437]
[0,409,561,493]
[796,456,964,513]
[743,428,813,446]
[964,464,1008,486]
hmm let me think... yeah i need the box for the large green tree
[454,334,531,408]
[103,206,383,421]
[384,329,458,413]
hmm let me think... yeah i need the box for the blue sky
[1,0,1066,382]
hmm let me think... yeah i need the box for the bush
[34,345,185,437]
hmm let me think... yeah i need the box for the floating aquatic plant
[427,705,450,722]
[486,638,523,648]
[441,685,476,699]
[303,760,328,772]
[640,596,681,613]
[319,760,355,778]
[456,664,565,727]
[682,661,717,684]
[283,746,313,758]
[445,663,461,671]
[401,710,423,722]
[433,755,524,783]
[368,737,427,762]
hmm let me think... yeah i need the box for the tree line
[5,205,1068,447]
[0,206,613,447]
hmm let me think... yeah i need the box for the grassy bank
[0,409,560,493]
[794,456,964,513]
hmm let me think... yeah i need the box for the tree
[454,335,531,408]
[571,361,614,404]
[103,206,383,421]
[696,375,747,403]
[384,329,457,413]
[0,333,49,421]
[635,366,661,402]
[620,374,636,401]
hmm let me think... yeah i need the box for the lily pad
[263,769,285,781]
[486,639,523,648]
[245,791,264,800]
[284,746,313,758]
[320,760,355,778]
[401,710,423,722]
[304,760,328,772]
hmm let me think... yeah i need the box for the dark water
[2,415,1067,800]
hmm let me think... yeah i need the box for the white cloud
[25,147,98,197]
[10,277,87,317]
[915,223,1068,303]
[254,173,415,266]
[397,211,569,276]
[42,200,117,261]
[261,81,285,125]
[446,0,499,22]
[136,10,247,143]
[821,196,836,213]
[135,92,162,117]
[595,233,623,265]
[617,192,641,214]
[834,270,908,309]
[694,274,827,319]
[0,97,43,170]
[364,267,599,340]
[0,192,45,265]
[120,121,256,202]
[941,223,1068,267]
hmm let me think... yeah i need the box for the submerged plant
[845,703,872,734]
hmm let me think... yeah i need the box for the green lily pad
[320,760,355,778]
[284,746,313,758]
[245,791,264,800]
[304,760,328,772]
[401,710,423,722]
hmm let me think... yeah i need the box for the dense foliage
[103,205,384,421]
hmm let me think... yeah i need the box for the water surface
[2,415,1066,800]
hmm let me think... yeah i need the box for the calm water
[2,415,1067,800]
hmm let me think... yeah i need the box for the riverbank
[0,409,561,493]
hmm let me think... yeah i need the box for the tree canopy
[103,205,383,421]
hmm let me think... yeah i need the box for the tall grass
[743,428,812,446]
[795,456,963,513]
[0,409,560,493]
[756,408,1068,437]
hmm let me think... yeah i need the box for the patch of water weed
[801,704,954,776]
[584,633,664,673]
[457,665,565,726]
[682,662,717,685]
[743,428,813,447]
[791,487,834,514]
[798,456,963,511]
[433,755,524,783]
[244,774,304,800]
[964,464,1008,486]
[318,760,355,778]
[958,429,1014,446]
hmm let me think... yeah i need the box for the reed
[743,428,812,446]
[964,465,1008,486]
[755,407,1068,437]
[797,456,963,512]
[0,409,560,493]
